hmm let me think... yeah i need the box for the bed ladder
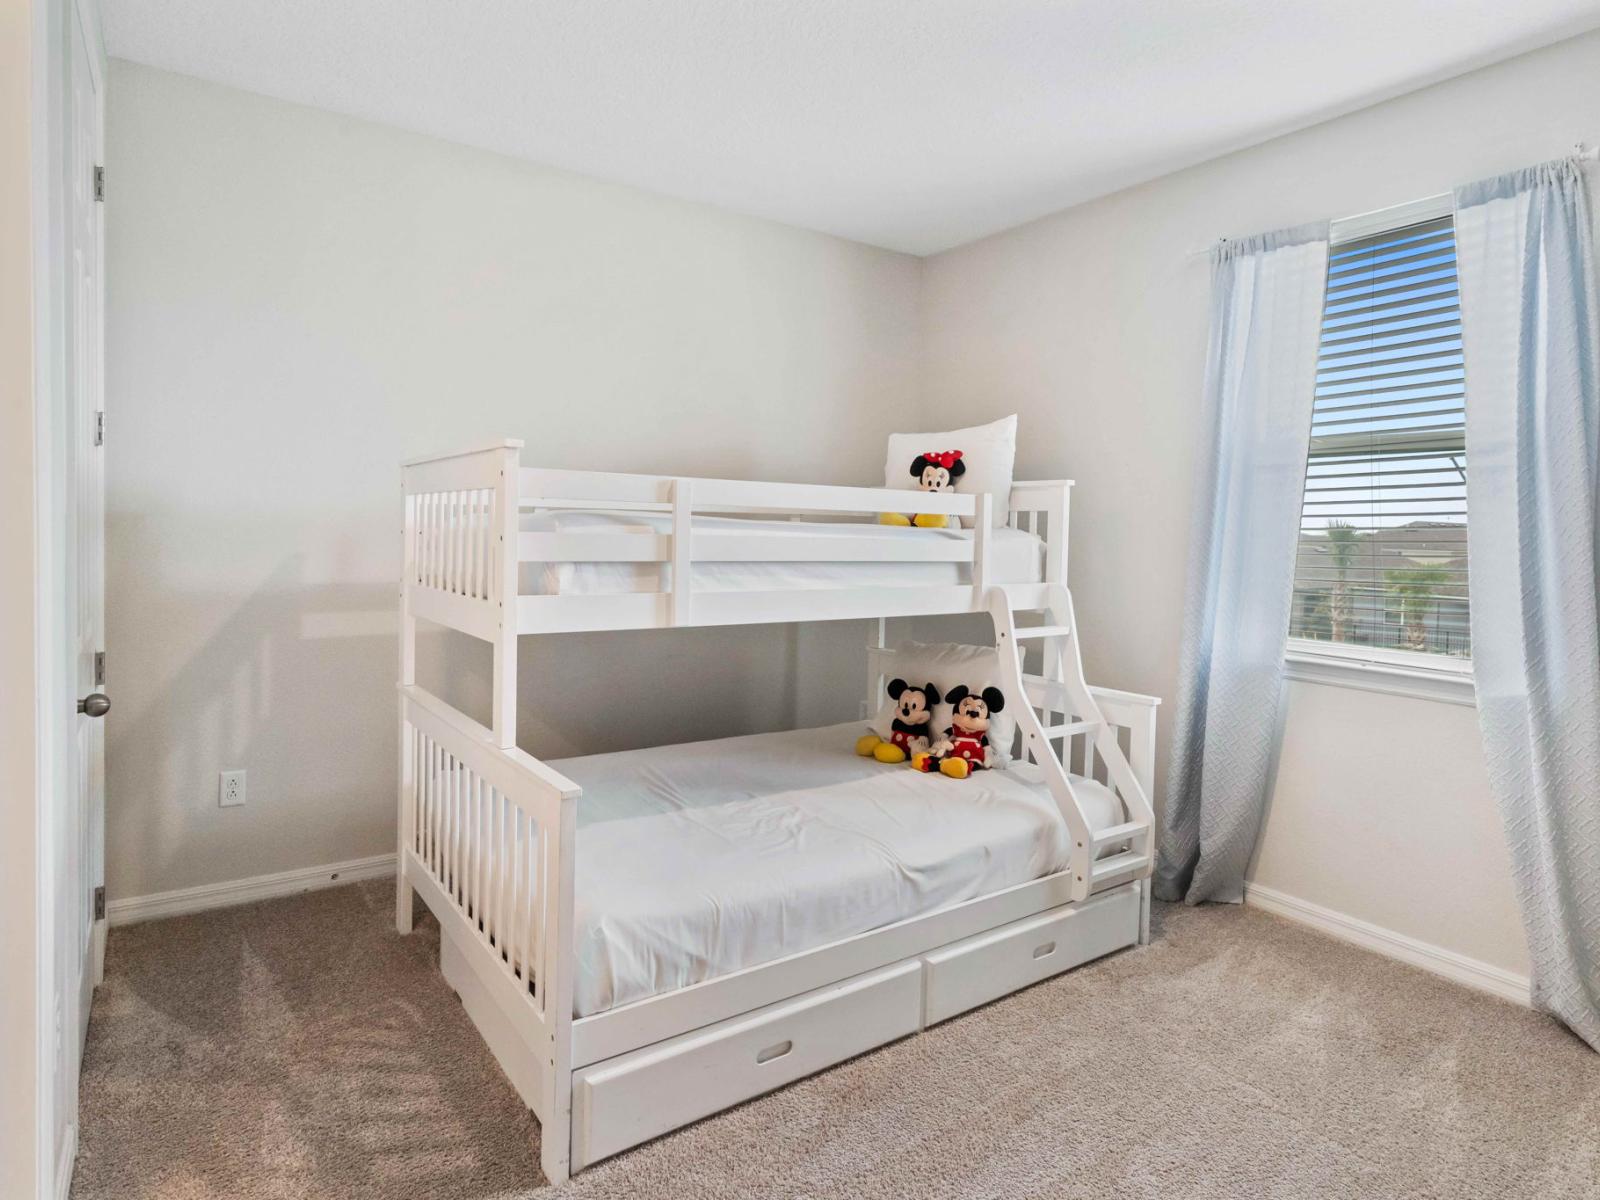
[987,584,1155,905]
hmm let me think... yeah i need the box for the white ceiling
[104,1,1600,255]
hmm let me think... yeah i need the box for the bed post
[397,484,417,932]
[540,788,578,1185]
[866,616,887,718]
[492,443,522,749]
[669,478,693,627]
[1129,700,1157,946]
[1045,485,1071,585]
[973,493,993,607]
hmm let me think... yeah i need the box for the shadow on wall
[106,516,871,896]
[105,546,403,899]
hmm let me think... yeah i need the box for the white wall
[921,31,1600,977]
[105,62,923,900]
[1253,683,1526,972]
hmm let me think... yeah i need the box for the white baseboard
[1243,882,1531,1007]
[108,853,397,926]
[56,1122,76,1200]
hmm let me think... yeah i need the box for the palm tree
[1384,564,1453,651]
[1325,521,1359,643]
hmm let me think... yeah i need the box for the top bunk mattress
[521,510,1045,596]
[554,721,1124,1017]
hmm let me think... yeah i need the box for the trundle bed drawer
[571,960,922,1170]
[922,886,1139,1026]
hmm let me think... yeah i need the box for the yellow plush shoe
[939,757,971,779]
[878,512,911,526]
[912,513,949,529]
[910,752,932,772]
[873,742,908,764]
[855,734,884,757]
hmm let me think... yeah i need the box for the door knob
[77,693,110,718]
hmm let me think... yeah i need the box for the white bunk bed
[396,439,1159,1183]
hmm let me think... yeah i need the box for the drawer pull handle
[756,1040,793,1065]
[1033,940,1057,960]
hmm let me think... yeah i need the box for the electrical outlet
[219,769,246,808]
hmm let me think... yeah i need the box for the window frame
[1285,637,1475,706]
[1285,191,1475,706]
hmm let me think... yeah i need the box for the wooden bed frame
[396,439,1158,1182]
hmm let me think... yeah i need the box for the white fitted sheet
[521,510,1045,596]
[553,722,1124,1017]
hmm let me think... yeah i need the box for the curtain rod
[1184,142,1600,260]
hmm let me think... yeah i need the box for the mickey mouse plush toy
[914,685,1005,779]
[856,678,941,764]
[880,450,966,529]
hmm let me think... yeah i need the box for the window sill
[1283,642,1475,708]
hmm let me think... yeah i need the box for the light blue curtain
[1455,157,1600,1050]
[1155,223,1330,905]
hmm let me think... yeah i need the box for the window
[1289,208,1470,664]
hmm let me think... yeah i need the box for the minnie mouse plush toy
[880,450,965,529]
[914,684,1005,779]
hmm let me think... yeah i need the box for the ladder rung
[1092,820,1147,850]
[1038,719,1099,739]
[1013,624,1072,640]
[1090,850,1150,886]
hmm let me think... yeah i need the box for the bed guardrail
[520,467,982,519]
[403,442,1074,723]
[400,444,1075,649]
[520,467,997,629]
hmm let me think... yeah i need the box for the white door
[62,0,106,1136]
[69,0,106,1012]
[37,3,104,1191]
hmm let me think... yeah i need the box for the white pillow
[883,414,1017,529]
[869,640,1016,766]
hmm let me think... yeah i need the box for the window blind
[1289,214,1471,658]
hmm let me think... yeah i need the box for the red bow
[923,449,963,469]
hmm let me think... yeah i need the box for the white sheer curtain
[1156,223,1330,905]
[1456,157,1600,1049]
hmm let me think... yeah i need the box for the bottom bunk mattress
[551,722,1125,1017]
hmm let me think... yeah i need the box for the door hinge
[93,165,104,202]
[94,651,105,686]
[94,410,104,446]
[93,886,106,922]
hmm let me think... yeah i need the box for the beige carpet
[74,880,1598,1200]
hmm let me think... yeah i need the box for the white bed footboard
[400,441,520,640]
[396,682,580,1182]
[401,440,524,746]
